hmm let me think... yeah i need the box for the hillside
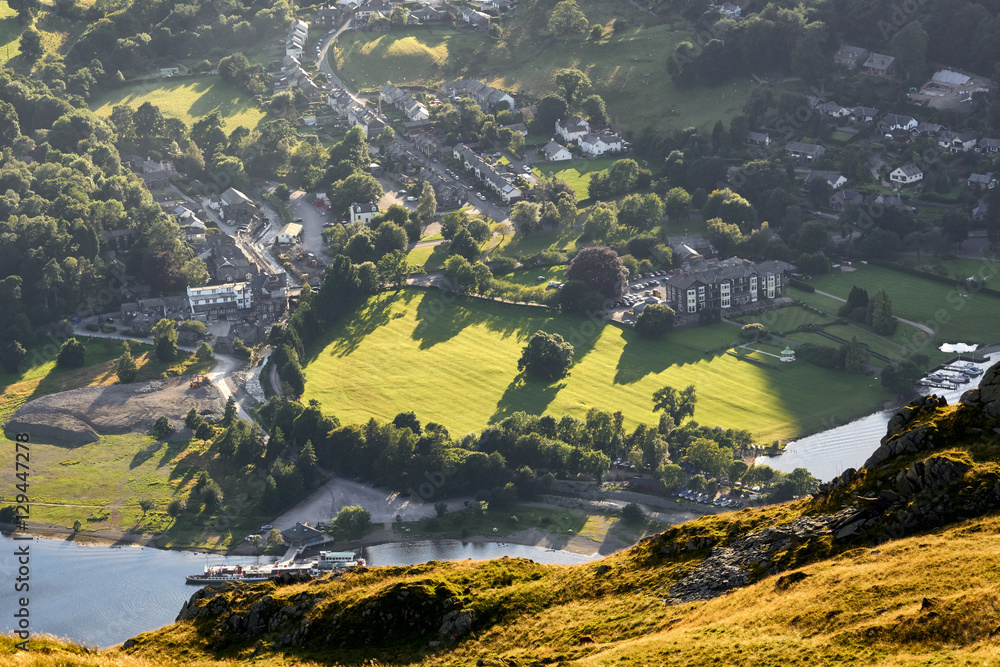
[6,362,1000,666]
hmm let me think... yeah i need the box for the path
[812,289,935,337]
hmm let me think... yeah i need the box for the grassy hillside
[301,289,891,441]
[90,76,268,133]
[12,375,1000,666]
[333,0,757,134]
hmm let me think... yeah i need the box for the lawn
[905,256,1000,286]
[731,305,833,333]
[501,264,567,291]
[533,159,617,202]
[332,0,760,135]
[801,264,1000,346]
[0,1,20,67]
[494,226,584,259]
[90,76,268,133]
[301,290,893,443]
[407,243,448,272]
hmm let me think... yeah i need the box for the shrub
[151,415,174,439]
[489,256,518,275]
[621,502,644,523]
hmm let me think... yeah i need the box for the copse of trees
[518,331,574,381]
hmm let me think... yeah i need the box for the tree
[739,323,768,341]
[617,193,663,232]
[449,227,480,262]
[565,246,628,298]
[185,407,203,431]
[151,318,178,362]
[580,94,608,128]
[555,68,591,108]
[116,340,138,383]
[867,288,897,335]
[195,422,215,441]
[1,341,26,374]
[706,217,745,256]
[222,396,238,427]
[583,202,617,241]
[416,181,437,227]
[664,187,691,221]
[166,499,185,517]
[267,528,284,549]
[152,416,174,439]
[510,201,542,235]
[57,337,86,368]
[652,384,696,426]
[196,341,214,362]
[139,499,156,516]
[635,304,675,338]
[374,221,408,258]
[548,0,588,37]
[518,331,574,381]
[19,28,42,66]
[73,519,82,532]
[890,21,928,83]
[434,502,448,517]
[621,502,644,523]
[843,336,869,374]
[681,437,732,479]
[377,250,410,289]
[334,505,372,540]
[534,95,568,135]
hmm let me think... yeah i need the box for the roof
[804,170,844,185]
[882,113,915,126]
[968,173,995,183]
[893,163,923,177]
[980,138,1000,149]
[665,257,796,290]
[785,141,824,155]
[836,44,868,60]
[542,139,569,158]
[278,223,303,237]
[932,70,971,86]
[221,187,254,207]
[747,131,769,141]
[852,106,879,117]
[864,53,895,71]
[353,202,380,214]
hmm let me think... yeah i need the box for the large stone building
[663,257,796,314]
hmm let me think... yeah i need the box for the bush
[151,415,174,439]
[621,502,644,523]
[56,337,86,368]
[739,323,768,341]
[489,256,518,275]
[85,323,100,332]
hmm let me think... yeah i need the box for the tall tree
[116,340,138,383]
[652,384,696,426]
[866,288,897,335]
[555,68,591,109]
[510,201,542,235]
[518,331,574,381]
[565,246,628,298]
[151,318,178,362]
[548,0,589,37]
[18,28,43,65]
[416,181,437,228]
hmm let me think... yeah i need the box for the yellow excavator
[189,375,210,388]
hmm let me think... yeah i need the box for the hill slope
[5,363,1000,666]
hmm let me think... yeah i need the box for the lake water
[760,353,997,481]
[0,534,597,648]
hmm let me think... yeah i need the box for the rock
[122,639,135,650]
[596,564,611,575]
[438,610,473,637]
[835,519,865,540]
[774,571,809,590]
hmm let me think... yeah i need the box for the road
[317,19,359,102]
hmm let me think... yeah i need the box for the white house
[878,113,917,133]
[579,132,622,156]
[187,282,253,321]
[276,223,303,244]
[719,2,741,18]
[804,170,847,190]
[890,163,923,186]
[351,202,379,225]
[555,116,590,143]
[542,140,572,162]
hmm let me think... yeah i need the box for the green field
[732,305,833,333]
[0,1,20,66]
[91,76,268,133]
[302,290,893,442]
[533,159,617,201]
[332,0,760,135]
[799,265,1000,346]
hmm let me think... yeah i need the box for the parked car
[406,196,418,202]
[477,192,486,200]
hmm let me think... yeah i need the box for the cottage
[785,141,826,161]
[746,131,770,146]
[579,132,622,156]
[502,122,529,136]
[351,202,380,225]
[803,170,847,190]
[977,138,1000,153]
[380,84,430,121]
[968,172,997,190]
[835,44,869,69]
[862,53,896,78]
[850,107,879,124]
[541,140,572,162]
[938,130,977,153]
[817,101,851,118]
[890,163,923,186]
[462,7,491,29]
[441,80,516,111]
[878,113,917,133]
[314,5,342,25]
[666,235,717,262]
[913,121,944,136]
[829,190,863,211]
[276,223,303,245]
[556,116,590,143]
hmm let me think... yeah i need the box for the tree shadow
[130,441,164,469]
[307,291,413,362]
[613,331,701,386]
[156,438,192,468]
[186,78,261,122]
[490,374,565,423]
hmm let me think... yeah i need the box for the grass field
[494,226,583,259]
[731,305,833,333]
[91,76,268,133]
[800,265,1000,346]
[0,1,20,67]
[533,159,617,201]
[332,0,760,135]
[302,290,893,442]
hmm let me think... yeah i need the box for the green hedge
[789,278,815,292]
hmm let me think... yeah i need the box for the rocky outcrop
[959,361,1000,419]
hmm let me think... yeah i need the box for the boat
[185,564,275,585]
[310,550,366,575]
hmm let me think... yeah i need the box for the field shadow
[316,291,412,360]
[130,441,163,469]
[612,332,703,386]
[185,79,260,120]
[490,374,565,423]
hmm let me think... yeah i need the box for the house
[216,187,258,225]
[667,234,717,262]
[938,130,977,153]
[785,141,826,161]
[453,144,523,202]
[817,101,851,118]
[862,52,896,78]
[541,139,572,162]
[411,4,445,22]
[441,80,515,111]
[719,1,741,17]
[973,199,989,220]
[351,202,380,225]
[890,163,923,186]
[502,122,529,136]
[346,102,386,136]
[380,84,430,121]
[804,170,847,190]
[206,235,258,284]
[461,7,491,29]
[850,107,879,124]
[746,131,770,146]
[829,190,864,211]
[356,2,393,21]
[579,132,622,156]
[663,257,796,313]
[251,272,288,319]
[877,113,917,133]
[968,172,997,190]
[556,116,590,143]
[913,121,944,136]
[187,282,253,322]
[835,44,869,69]
[977,138,1000,153]
[184,219,207,242]
[314,5,342,26]
[873,193,916,214]
[281,522,325,546]
[276,223,303,244]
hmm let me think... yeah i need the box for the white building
[276,223,303,244]
[187,283,253,321]
[541,140,572,162]
[890,163,923,186]
[579,132,622,156]
[351,202,379,225]
[555,116,590,143]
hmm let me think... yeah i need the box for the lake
[0,534,597,648]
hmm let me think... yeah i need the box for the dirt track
[5,377,225,444]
